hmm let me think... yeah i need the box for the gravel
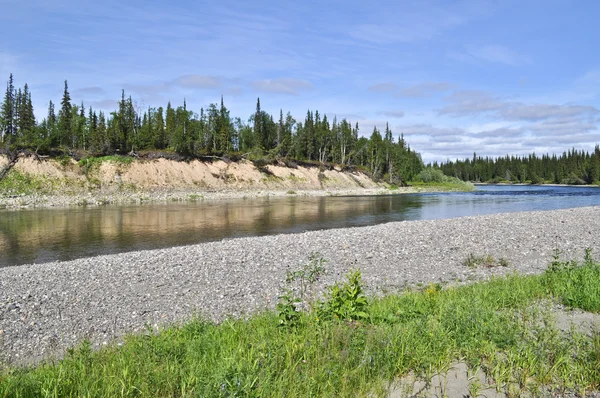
[1,206,599,366]
[0,187,395,210]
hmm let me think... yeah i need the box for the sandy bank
[0,155,417,209]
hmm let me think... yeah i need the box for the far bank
[0,155,472,210]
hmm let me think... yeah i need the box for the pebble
[1,206,599,366]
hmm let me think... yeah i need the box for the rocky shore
[1,206,599,366]
[0,186,421,210]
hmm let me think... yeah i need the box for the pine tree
[57,80,72,148]
[153,107,166,149]
[253,98,262,149]
[18,84,36,146]
[1,73,15,144]
[165,102,176,149]
[216,96,232,152]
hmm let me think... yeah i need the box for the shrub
[318,270,368,321]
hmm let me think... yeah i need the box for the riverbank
[0,155,472,210]
[0,186,452,210]
[1,206,599,367]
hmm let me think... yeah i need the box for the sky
[1,0,600,163]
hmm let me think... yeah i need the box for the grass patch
[188,193,204,202]
[463,253,510,268]
[2,253,600,396]
[0,169,49,195]
[411,167,475,191]
[409,181,475,192]
[78,155,134,176]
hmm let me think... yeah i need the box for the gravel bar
[1,206,600,366]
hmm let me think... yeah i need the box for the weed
[585,247,594,265]
[318,269,369,321]
[464,253,510,268]
[277,252,327,327]
[543,249,600,312]
[286,190,296,195]
[188,194,203,202]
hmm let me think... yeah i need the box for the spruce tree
[253,98,262,149]
[46,100,56,146]
[57,80,72,148]
[1,74,15,144]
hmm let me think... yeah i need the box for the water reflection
[1,185,600,267]
[0,195,426,267]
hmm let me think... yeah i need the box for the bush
[318,270,369,321]
[415,167,475,190]
[416,168,447,183]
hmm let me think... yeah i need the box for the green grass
[78,155,134,175]
[1,258,600,397]
[409,180,475,192]
[0,169,48,195]
[411,167,476,191]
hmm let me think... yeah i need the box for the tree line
[0,74,423,184]
[435,147,600,185]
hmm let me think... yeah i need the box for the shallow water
[1,185,599,267]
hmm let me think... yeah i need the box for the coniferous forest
[0,74,423,184]
[2,74,600,186]
[435,148,600,185]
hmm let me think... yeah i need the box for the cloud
[395,124,466,138]
[347,4,467,44]
[468,45,531,66]
[251,78,312,95]
[72,86,105,96]
[438,91,600,127]
[173,74,222,89]
[368,82,399,93]
[123,82,168,97]
[87,99,120,110]
[378,110,405,118]
[438,90,506,117]
[501,104,599,122]
[468,127,525,139]
[400,82,453,97]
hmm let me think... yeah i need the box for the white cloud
[173,75,222,89]
[378,110,405,118]
[72,86,106,96]
[251,78,312,95]
[400,82,453,97]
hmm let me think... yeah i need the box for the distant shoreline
[473,182,600,187]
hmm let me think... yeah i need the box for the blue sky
[2,0,600,163]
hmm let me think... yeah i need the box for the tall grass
[1,258,600,397]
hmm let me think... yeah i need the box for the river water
[1,185,599,267]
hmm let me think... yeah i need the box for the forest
[0,74,423,184]
[435,148,600,185]
[3,74,600,186]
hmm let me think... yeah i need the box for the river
[1,185,599,267]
